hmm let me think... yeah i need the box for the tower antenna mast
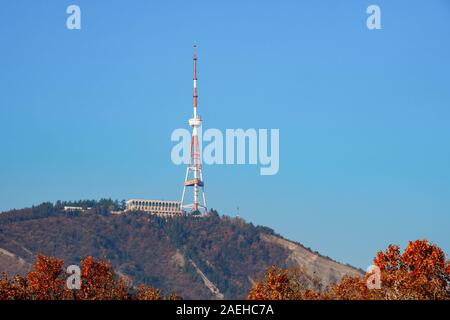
[181,45,207,215]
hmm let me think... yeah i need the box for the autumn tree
[77,256,130,300]
[135,284,162,300]
[0,255,177,300]
[247,266,322,300]
[322,275,370,300]
[248,240,450,300]
[247,266,292,300]
[26,255,69,300]
[0,273,28,300]
[371,240,450,299]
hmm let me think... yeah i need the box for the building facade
[125,199,183,217]
[63,206,91,212]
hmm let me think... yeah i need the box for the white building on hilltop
[125,199,183,218]
[64,206,91,212]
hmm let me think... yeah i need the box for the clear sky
[1,0,449,269]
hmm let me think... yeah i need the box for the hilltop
[0,201,362,299]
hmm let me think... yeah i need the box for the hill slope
[0,202,362,299]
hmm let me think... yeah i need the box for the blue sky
[1,0,449,269]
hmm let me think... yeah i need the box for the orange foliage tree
[26,256,68,300]
[247,266,292,300]
[247,266,320,300]
[78,256,129,300]
[0,273,29,300]
[371,240,450,299]
[248,240,450,300]
[0,255,178,300]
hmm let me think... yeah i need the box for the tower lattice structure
[181,45,207,215]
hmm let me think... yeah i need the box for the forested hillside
[0,201,361,299]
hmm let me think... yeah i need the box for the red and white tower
[181,45,207,215]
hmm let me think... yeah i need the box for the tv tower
[181,45,207,215]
